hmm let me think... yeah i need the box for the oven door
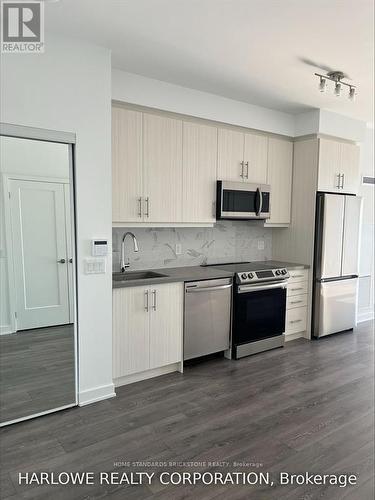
[233,281,287,344]
[217,181,270,220]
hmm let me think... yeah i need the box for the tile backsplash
[112,221,272,272]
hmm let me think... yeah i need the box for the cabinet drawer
[285,306,307,334]
[288,269,309,283]
[287,281,308,296]
[287,294,308,310]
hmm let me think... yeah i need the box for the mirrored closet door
[0,132,77,425]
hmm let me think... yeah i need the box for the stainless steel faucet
[120,232,139,272]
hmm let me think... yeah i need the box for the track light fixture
[315,71,357,101]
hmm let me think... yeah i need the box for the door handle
[186,284,232,293]
[69,258,73,263]
[152,289,157,311]
[58,259,66,264]
[341,173,345,189]
[240,161,244,178]
[336,174,341,189]
[245,161,249,179]
[144,290,149,312]
[145,197,150,218]
[138,197,142,217]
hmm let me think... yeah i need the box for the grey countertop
[112,260,309,289]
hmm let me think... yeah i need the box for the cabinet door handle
[341,173,345,189]
[291,287,304,292]
[245,161,249,179]
[138,197,142,218]
[58,258,66,264]
[336,174,341,189]
[144,290,149,312]
[290,300,303,304]
[240,161,244,178]
[152,289,157,311]
[291,274,305,278]
[290,319,303,324]
[145,197,150,217]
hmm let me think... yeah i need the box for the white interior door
[321,194,345,279]
[342,196,362,277]
[9,179,70,330]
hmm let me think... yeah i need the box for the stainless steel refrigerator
[312,192,362,338]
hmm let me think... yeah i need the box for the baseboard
[78,383,116,406]
[0,325,14,335]
[114,363,180,388]
[357,310,374,323]
[285,331,305,342]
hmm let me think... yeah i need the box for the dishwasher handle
[186,284,232,293]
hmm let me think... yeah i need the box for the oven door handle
[237,281,288,293]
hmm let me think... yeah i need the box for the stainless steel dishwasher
[184,278,232,360]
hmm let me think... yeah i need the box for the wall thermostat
[92,239,108,257]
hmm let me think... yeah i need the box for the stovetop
[203,261,289,284]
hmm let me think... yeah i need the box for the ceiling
[45,0,374,123]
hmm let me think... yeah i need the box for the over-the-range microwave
[216,180,271,220]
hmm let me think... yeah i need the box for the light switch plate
[84,258,106,274]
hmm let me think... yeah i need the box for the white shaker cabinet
[112,107,143,222]
[265,138,293,226]
[143,113,183,223]
[113,282,183,385]
[217,128,268,184]
[243,132,268,184]
[318,138,360,194]
[182,121,217,223]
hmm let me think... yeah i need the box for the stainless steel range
[208,262,289,359]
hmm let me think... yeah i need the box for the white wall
[112,69,295,136]
[0,35,114,405]
[358,125,375,322]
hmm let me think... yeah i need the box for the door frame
[0,124,79,425]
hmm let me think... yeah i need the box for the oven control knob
[281,269,287,275]
[275,269,281,275]
[248,273,254,279]
[241,273,248,280]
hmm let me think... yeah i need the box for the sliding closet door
[0,135,77,425]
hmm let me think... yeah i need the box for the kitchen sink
[113,271,168,281]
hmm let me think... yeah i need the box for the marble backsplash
[112,221,272,272]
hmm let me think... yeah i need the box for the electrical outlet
[175,243,182,255]
[257,239,265,250]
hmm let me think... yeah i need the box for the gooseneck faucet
[120,232,139,272]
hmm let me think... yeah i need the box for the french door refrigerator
[312,192,362,338]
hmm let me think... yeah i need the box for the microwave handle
[255,188,262,216]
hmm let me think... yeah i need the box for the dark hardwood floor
[0,325,75,424]
[0,321,373,499]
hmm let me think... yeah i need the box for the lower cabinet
[285,269,309,340]
[113,282,183,384]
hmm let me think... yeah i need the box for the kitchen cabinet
[318,138,360,194]
[265,138,293,225]
[182,121,217,223]
[143,113,183,223]
[285,269,309,340]
[112,107,143,222]
[113,282,183,384]
[217,128,268,183]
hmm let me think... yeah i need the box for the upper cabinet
[218,128,268,183]
[265,138,293,226]
[143,113,183,223]
[318,138,360,194]
[112,107,143,222]
[182,121,217,223]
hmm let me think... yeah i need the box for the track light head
[334,82,341,97]
[349,87,356,101]
[319,77,327,93]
